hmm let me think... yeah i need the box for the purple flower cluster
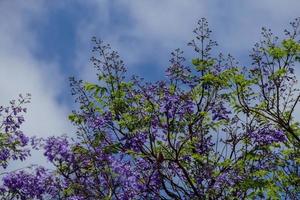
[211,102,231,121]
[1,106,25,134]
[123,131,147,152]
[107,157,162,199]
[112,160,141,199]
[44,136,74,163]
[0,96,31,168]
[249,126,286,145]
[67,196,85,200]
[160,93,194,119]
[87,111,112,129]
[195,135,214,154]
[213,170,243,191]
[1,167,54,199]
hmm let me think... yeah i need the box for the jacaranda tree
[0,18,300,199]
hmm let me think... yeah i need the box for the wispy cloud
[72,1,300,78]
[0,1,74,136]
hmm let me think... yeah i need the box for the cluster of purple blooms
[248,125,287,145]
[213,170,243,190]
[87,111,112,130]
[43,136,73,163]
[211,102,231,121]
[1,167,53,199]
[123,131,147,152]
[159,90,194,120]
[0,96,31,169]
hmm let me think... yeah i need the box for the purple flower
[195,135,214,154]
[249,126,286,145]
[15,132,29,146]
[67,196,85,200]
[2,167,53,199]
[92,111,112,125]
[213,170,243,190]
[123,131,147,152]
[44,136,73,162]
[211,102,231,121]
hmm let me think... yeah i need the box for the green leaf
[84,82,98,91]
[192,153,204,162]
[269,68,287,80]
[103,143,122,154]
[68,113,84,124]
[268,47,286,59]
[192,58,200,66]
[282,39,300,52]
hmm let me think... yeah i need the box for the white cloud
[0,1,74,169]
[0,1,73,134]
[71,0,207,81]
[73,0,300,75]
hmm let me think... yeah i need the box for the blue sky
[0,0,300,167]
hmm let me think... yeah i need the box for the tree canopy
[0,18,300,200]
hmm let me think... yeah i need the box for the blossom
[44,136,74,163]
[1,167,54,199]
[211,102,231,121]
[249,126,286,145]
[123,131,147,152]
[67,196,85,200]
[0,96,31,169]
[213,170,243,191]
